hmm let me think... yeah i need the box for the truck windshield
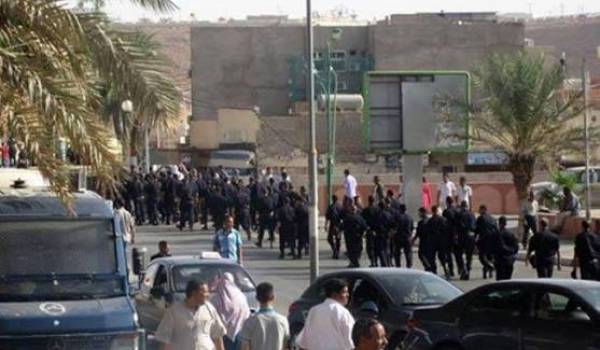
[0,220,124,301]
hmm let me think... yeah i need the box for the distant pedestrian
[343,169,358,201]
[521,190,539,249]
[456,176,473,210]
[526,218,561,278]
[296,278,355,350]
[211,273,250,350]
[155,280,226,350]
[352,318,388,350]
[239,283,290,350]
[213,215,243,265]
[572,221,599,280]
[437,173,456,209]
[421,177,432,211]
[114,199,136,248]
[475,205,497,280]
[151,240,172,261]
[372,176,384,203]
[491,216,519,281]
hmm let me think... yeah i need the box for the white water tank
[318,94,364,111]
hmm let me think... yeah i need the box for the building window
[330,50,347,72]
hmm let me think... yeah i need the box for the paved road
[133,222,572,314]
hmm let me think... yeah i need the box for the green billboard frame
[362,70,471,155]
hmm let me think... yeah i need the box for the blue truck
[0,177,144,349]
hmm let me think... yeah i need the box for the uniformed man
[209,185,228,230]
[255,187,274,248]
[275,197,296,260]
[573,220,599,280]
[196,172,210,230]
[132,174,145,225]
[526,218,561,278]
[163,172,178,225]
[441,197,459,277]
[426,205,449,277]
[325,195,343,259]
[412,207,434,272]
[341,204,368,268]
[235,180,252,241]
[374,201,394,267]
[144,174,160,225]
[392,204,414,268]
[362,196,380,267]
[475,205,498,279]
[491,216,519,281]
[455,200,476,280]
[177,176,195,231]
[294,195,309,259]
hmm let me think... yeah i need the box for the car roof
[318,267,436,280]
[150,255,242,267]
[490,279,600,289]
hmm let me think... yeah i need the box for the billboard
[363,71,470,153]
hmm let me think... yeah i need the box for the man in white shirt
[296,278,355,350]
[437,173,457,209]
[343,169,358,201]
[456,176,473,209]
[114,199,135,245]
[156,280,226,350]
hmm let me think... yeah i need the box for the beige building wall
[189,108,260,149]
[189,120,218,149]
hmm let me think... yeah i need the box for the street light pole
[306,0,319,283]
[582,59,591,220]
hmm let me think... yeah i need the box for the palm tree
[0,0,180,200]
[469,51,588,203]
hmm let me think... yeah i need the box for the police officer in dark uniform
[177,176,195,231]
[276,197,296,259]
[144,174,160,225]
[426,205,448,276]
[235,180,252,241]
[362,196,380,267]
[208,185,228,230]
[374,201,394,267]
[392,204,414,268]
[441,197,460,278]
[341,204,368,268]
[475,205,498,279]
[196,172,210,230]
[527,218,561,278]
[573,220,599,280]
[132,174,145,225]
[491,216,519,281]
[163,172,178,225]
[256,187,275,248]
[294,195,309,259]
[456,200,476,280]
[413,207,434,272]
[325,195,343,259]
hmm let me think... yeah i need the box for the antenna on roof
[11,179,27,189]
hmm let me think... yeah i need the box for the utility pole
[582,59,591,220]
[306,0,319,283]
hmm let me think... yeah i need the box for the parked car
[403,279,600,350]
[532,166,600,208]
[135,255,257,334]
[288,268,462,350]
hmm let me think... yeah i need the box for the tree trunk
[509,154,536,242]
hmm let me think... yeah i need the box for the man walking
[296,279,355,350]
[392,204,414,268]
[437,173,456,209]
[456,176,473,210]
[343,169,357,202]
[239,283,290,350]
[362,196,380,267]
[275,197,296,260]
[475,205,498,280]
[526,218,561,278]
[572,221,599,280]
[325,195,343,259]
[341,204,368,268]
[521,190,539,249]
[491,216,519,281]
[413,207,434,272]
[455,200,476,280]
[213,215,243,265]
[426,205,449,277]
[156,280,226,350]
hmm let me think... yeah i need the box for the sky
[70,0,600,22]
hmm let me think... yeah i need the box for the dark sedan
[288,268,462,350]
[403,279,600,350]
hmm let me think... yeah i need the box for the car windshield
[0,220,124,301]
[378,273,462,306]
[173,264,255,293]
[574,287,600,311]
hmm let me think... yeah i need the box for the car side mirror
[150,286,165,299]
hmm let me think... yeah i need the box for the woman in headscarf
[210,272,251,350]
